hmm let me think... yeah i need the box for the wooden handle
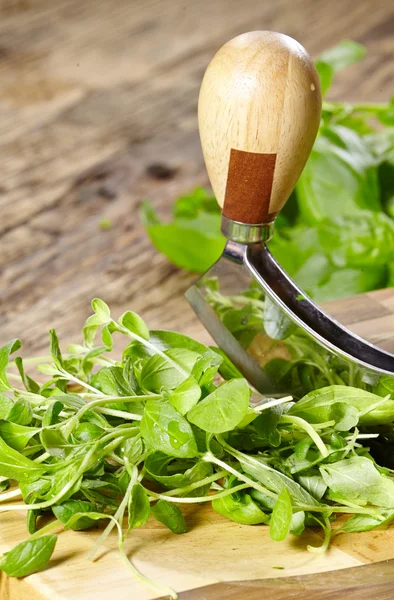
[198,31,322,225]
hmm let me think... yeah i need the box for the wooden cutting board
[1,287,394,600]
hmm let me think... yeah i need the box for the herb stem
[280,415,329,457]
[153,469,228,498]
[202,452,277,500]
[0,488,22,503]
[147,483,250,504]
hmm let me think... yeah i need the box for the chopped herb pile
[141,40,394,302]
[1,300,394,598]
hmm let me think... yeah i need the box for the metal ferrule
[221,215,275,244]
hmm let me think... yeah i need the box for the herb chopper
[186,30,394,397]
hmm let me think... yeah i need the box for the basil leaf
[91,298,111,323]
[0,437,46,481]
[53,500,96,530]
[0,535,57,577]
[140,352,195,393]
[317,40,366,73]
[7,398,33,425]
[290,511,305,536]
[0,421,39,451]
[169,376,201,415]
[0,340,21,392]
[42,401,64,427]
[92,366,134,396]
[49,329,64,368]
[141,201,224,273]
[320,455,394,508]
[235,453,319,506]
[187,379,250,433]
[290,386,394,426]
[145,452,212,495]
[269,487,292,541]
[254,404,283,446]
[14,357,40,394]
[141,399,198,458]
[151,500,187,534]
[191,351,222,387]
[212,491,269,525]
[119,311,150,341]
[40,428,72,458]
[341,511,394,533]
[128,483,150,529]
[0,395,13,419]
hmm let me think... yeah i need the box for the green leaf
[187,379,250,433]
[0,437,46,481]
[121,434,144,464]
[169,376,201,415]
[119,311,150,341]
[297,472,327,501]
[320,455,394,508]
[212,489,269,525]
[290,386,394,426]
[148,330,210,355]
[101,324,113,351]
[151,500,187,534]
[296,136,380,225]
[53,500,96,530]
[191,351,222,387]
[92,366,134,397]
[7,398,33,426]
[128,483,150,529]
[172,187,220,218]
[145,453,212,495]
[254,404,283,446]
[141,202,225,273]
[0,395,13,419]
[0,339,22,392]
[341,511,394,533]
[0,421,39,451]
[26,509,40,535]
[14,358,40,394]
[91,298,111,323]
[270,487,293,541]
[0,535,57,578]
[141,399,198,458]
[318,40,366,73]
[290,511,305,536]
[49,329,64,368]
[42,401,63,427]
[40,428,72,458]
[315,61,333,96]
[140,349,199,393]
[73,422,105,444]
[234,452,319,506]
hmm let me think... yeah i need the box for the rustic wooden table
[0,1,394,599]
[0,0,393,353]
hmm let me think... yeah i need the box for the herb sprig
[1,300,394,597]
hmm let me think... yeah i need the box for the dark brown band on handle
[223,149,277,224]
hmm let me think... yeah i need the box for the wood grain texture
[198,31,322,222]
[0,0,393,598]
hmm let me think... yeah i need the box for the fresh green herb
[141,41,394,302]
[0,299,394,598]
